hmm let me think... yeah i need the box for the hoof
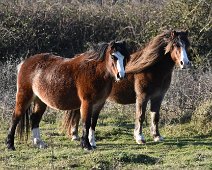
[92,146,97,149]
[83,146,93,151]
[136,139,146,144]
[7,145,15,151]
[5,136,15,151]
[154,136,164,142]
[33,138,48,149]
[81,139,92,150]
[134,134,146,144]
[89,141,96,148]
[82,145,93,151]
[71,135,80,141]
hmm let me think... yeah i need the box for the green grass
[0,114,211,170]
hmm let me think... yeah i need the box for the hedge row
[0,0,211,67]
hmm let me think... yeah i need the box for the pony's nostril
[117,72,125,80]
[180,61,184,65]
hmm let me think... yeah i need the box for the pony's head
[165,30,191,69]
[106,40,130,81]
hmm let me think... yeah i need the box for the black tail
[16,106,31,142]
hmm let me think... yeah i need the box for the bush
[0,0,211,66]
[160,68,212,125]
[192,101,212,125]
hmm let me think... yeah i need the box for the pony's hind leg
[71,110,80,141]
[134,97,148,144]
[5,111,21,150]
[5,90,33,150]
[30,97,47,148]
[150,96,164,142]
[62,110,80,141]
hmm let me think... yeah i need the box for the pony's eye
[174,43,180,48]
[111,55,117,60]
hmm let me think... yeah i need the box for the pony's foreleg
[5,91,33,150]
[89,102,105,148]
[80,101,92,150]
[134,97,148,144]
[150,96,164,142]
[30,98,47,148]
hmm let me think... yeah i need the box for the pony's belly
[46,99,81,111]
[32,87,81,110]
[108,74,136,104]
[108,92,136,104]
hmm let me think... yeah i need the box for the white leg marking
[154,136,164,142]
[88,128,96,147]
[32,128,47,149]
[134,129,145,144]
[71,135,79,141]
[71,127,79,141]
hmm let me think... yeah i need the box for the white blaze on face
[180,42,190,69]
[111,51,125,79]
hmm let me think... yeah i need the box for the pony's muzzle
[180,60,191,69]
[117,71,125,80]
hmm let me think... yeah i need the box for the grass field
[0,107,211,170]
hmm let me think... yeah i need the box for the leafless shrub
[0,0,211,127]
[160,66,212,125]
[0,58,20,122]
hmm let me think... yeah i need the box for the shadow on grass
[117,153,160,165]
[161,137,212,148]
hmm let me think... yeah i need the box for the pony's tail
[62,110,79,137]
[62,110,73,137]
[16,106,31,142]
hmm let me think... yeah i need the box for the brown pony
[63,30,191,147]
[5,41,130,150]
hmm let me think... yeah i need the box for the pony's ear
[110,40,116,49]
[185,29,189,36]
[165,43,172,55]
[171,30,177,39]
[122,40,126,47]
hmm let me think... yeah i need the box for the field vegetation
[0,0,211,169]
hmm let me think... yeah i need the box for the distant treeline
[0,0,211,67]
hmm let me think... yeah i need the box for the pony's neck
[151,53,175,74]
[98,58,114,80]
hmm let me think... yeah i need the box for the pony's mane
[126,31,169,73]
[82,42,109,62]
[126,30,189,73]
